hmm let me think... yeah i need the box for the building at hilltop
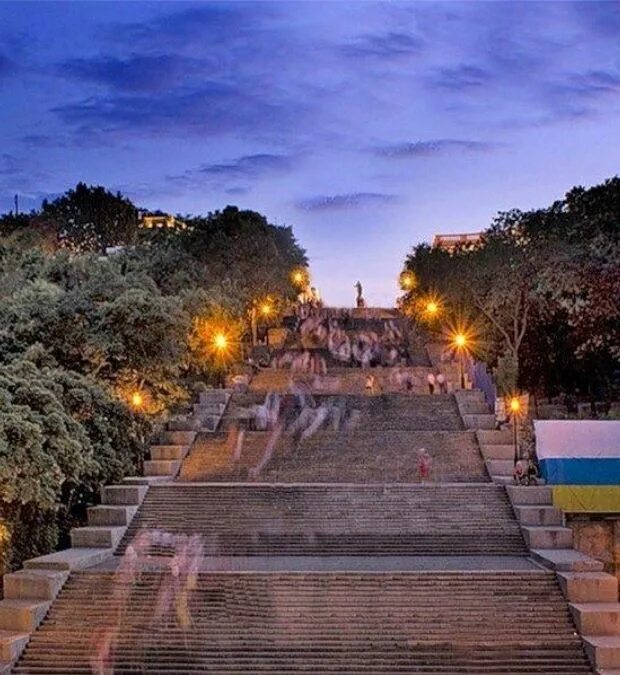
[139,211,187,230]
[432,231,483,251]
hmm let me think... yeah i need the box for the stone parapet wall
[567,515,620,591]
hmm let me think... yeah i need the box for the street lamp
[213,333,228,351]
[291,267,309,289]
[452,332,467,389]
[425,300,439,317]
[399,270,416,292]
[130,391,144,410]
[510,396,521,466]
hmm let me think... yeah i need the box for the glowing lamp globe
[399,271,416,291]
[131,392,143,409]
[213,333,228,350]
[454,333,466,348]
[426,301,438,316]
[510,397,521,414]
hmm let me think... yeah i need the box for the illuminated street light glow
[261,303,272,316]
[291,267,309,288]
[454,333,467,348]
[426,301,439,316]
[213,333,228,351]
[399,271,417,291]
[131,391,143,409]
[510,395,522,466]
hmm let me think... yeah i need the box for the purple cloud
[52,84,294,139]
[59,53,206,93]
[297,192,397,211]
[200,154,294,178]
[431,65,490,91]
[342,31,424,59]
[375,139,497,158]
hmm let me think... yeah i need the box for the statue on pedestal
[354,281,366,308]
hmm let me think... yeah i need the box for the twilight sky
[1,2,619,305]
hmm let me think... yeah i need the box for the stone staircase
[14,570,591,674]
[117,484,526,557]
[179,393,488,483]
[0,393,220,672]
[1,312,610,673]
[508,485,620,673]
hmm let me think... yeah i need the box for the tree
[404,176,620,402]
[0,359,149,571]
[40,182,138,253]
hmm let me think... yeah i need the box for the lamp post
[260,302,272,347]
[510,396,521,466]
[453,333,467,389]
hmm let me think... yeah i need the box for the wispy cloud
[375,139,497,158]
[59,53,206,93]
[342,31,424,60]
[200,154,294,179]
[430,65,490,91]
[52,83,294,140]
[167,154,295,194]
[108,4,270,49]
[296,192,397,211]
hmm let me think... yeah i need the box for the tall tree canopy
[404,177,620,401]
[40,182,139,253]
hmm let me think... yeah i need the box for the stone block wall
[567,515,620,591]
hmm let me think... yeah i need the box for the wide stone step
[150,444,188,461]
[87,504,138,527]
[514,505,563,526]
[481,444,515,461]
[571,603,620,635]
[583,635,620,668]
[70,526,126,549]
[117,484,526,557]
[531,548,605,572]
[507,485,553,505]
[3,570,68,601]
[23,548,112,572]
[0,600,50,632]
[558,572,619,603]
[165,417,204,431]
[462,413,496,429]
[143,460,181,477]
[157,430,196,446]
[199,390,232,405]
[0,631,29,663]
[477,429,513,445]
[14,571,591,674]
[486,459,514,477]
[522,526,574,549]
[101,485,148,506]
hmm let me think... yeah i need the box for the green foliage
[0,360,149,571]
[405,177,620,401]
[40,182,138,253]
[0,185,309,569]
